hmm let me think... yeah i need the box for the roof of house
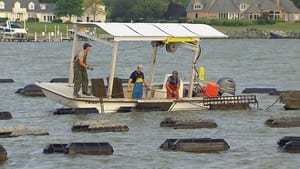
[209,0,239,13]
[245,4,261,13]
[279,0,300,12]
[40,3,56,13]
[186,0,300,13]
[0,0,42,12]
[186,0,213,12]
[258,0,280,10]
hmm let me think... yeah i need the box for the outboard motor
[217,77,236,96]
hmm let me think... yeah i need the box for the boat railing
[203,95,257,106]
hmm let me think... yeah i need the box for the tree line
[39,0,300,22]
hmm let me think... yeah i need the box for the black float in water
[0,145,8,161]
[43,144,68,154]
[49,78,69,83]
[0,79,14,83]
[53,108,98,115]
[277,136,300,153]
[265,116,300,128]
[242,88,278,94]
[43,142,114,155]
[72,120,129,132]
[15,84,44,96]
[0,112,12,120]
[160,117,217,129]
[66,142,114,155]
[0,126,49,138]
[160,138,229,153]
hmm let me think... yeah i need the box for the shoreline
[223,30,300,39]
[1,30,300,42]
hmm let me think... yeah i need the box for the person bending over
[166,70,180,99]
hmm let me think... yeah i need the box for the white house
[0,0,106,23]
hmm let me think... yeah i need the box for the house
[0,0,106,23]
[0,0,57,22]
[82,3,106,22]
[186,0,300,22]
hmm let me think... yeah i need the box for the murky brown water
[0,39,299,169]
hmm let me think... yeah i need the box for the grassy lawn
[25,22,73,34]
[0,21,73,34]
[215,22,300,32]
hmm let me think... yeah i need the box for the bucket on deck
[205,82,219,97]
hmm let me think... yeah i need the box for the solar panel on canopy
[182,24,228,38]
[153,23,198,37]
[77,22,228,40]
[124,23,170,37]
[95,22,142,37]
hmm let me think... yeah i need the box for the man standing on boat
[128,65,147,99]
[166,70,180,99]
[73,43,93,97]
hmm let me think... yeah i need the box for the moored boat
[0,20,28,38]
[36,22,256,113]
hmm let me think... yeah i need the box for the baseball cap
[83,43,92,49]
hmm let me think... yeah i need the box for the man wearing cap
[128,65,147,99]
[73,43,93,97]
[166,70,180,99]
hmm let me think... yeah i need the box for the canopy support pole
[149,46,158,89]
[188,41,200,98]
[69,25,79,83]
[107,41,119,99]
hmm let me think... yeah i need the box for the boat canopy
[74,22,228,41]
[71,22,227,99]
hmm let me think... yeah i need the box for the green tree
[292,0,300,8]
[110,0,137,21]
[128,0,169,21]
[83,0,105,21]
[171,0,189,7]
[110,0,169,22]
[54,0,84,22]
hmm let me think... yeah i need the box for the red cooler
[205,82,219,97]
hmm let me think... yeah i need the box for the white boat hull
[37,82,207,113]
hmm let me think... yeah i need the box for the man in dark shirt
[128,65,147,99]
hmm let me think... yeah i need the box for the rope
[168,99,206,112]
[119,44,148,52]
[99,97,104,113]
[265,97,279,110]
[255,97,259,110]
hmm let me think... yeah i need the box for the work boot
[82,92,91,96]
[73,92,81,97]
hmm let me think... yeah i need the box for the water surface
[0,39,299,169]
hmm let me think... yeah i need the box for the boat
[36,22,256,113]
[0,20,28,38]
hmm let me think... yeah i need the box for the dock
[0,32,72,42]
